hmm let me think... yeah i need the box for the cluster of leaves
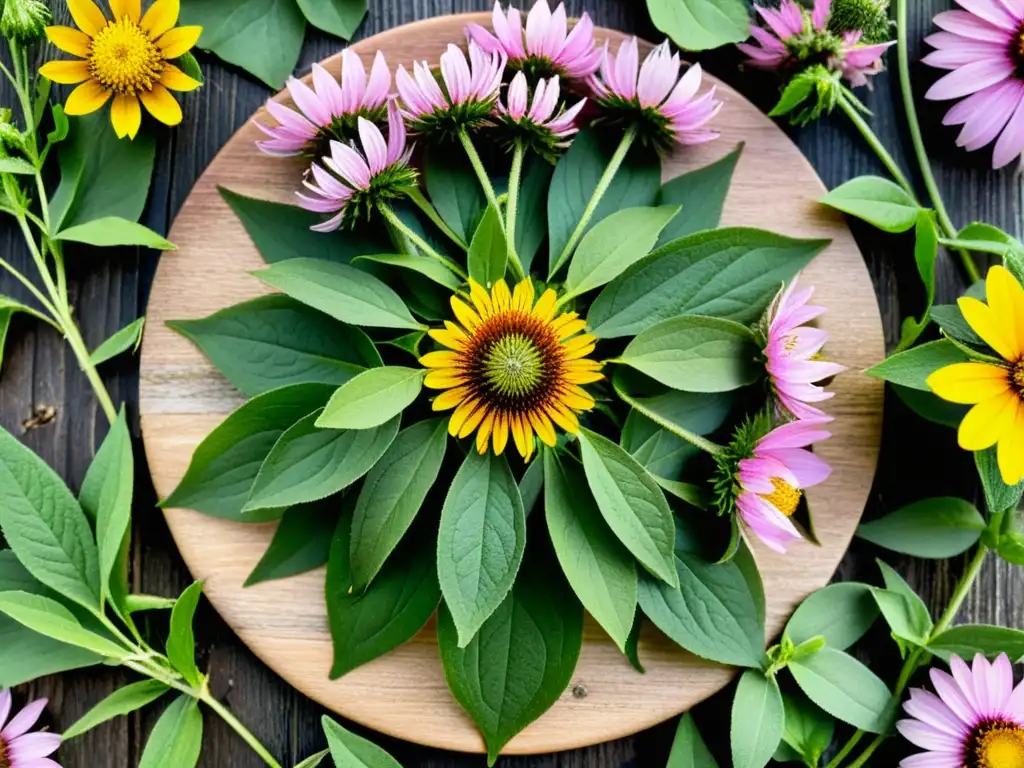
[646,0,751,52]
[166,126,831,760]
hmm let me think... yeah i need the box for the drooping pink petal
[0,699,46,741]
[756,420,832,451]
[384,99,407,167]
[903,688,972,737]
[896,719,966,752]
[466,21,503,54]
[736,492,802,553]
[930,668,981,726]
[759,447,832,487]
[955,79,1018,149]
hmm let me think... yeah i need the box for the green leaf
[769,76,816,119]
[124,594,176,613]
[820,176,920,233]
[638,552,763,667]
[167,581,203,686]
[0,590,124,657]
[588,227,826,338]
[647,0,750,50]
[295,0,366,38]
[175,52,204,85]
[928,624,1024,662]
[625,614,645,673]
[577,428,678,587]
[170,295,380,397]
[873,560,932,643]
[544,452,637,652]
[519,458,544,519]
[893,383,967,428]
[930,304,983,346]
[896,211,939,352]
[780,691,834,768]
[322,715,401,768]
[0,308,13,375]
[355,253,462,291]
[179,0,305,88]
[438,554,583,765]
[616,315,759,392]
[316,367,424,430]
[866,340,970,391]
[349,419,447,590]
[731,670,784,768]
[0,157,36,174]
[657,144,743,244]
[63,680,170,740]
[790,648,892,733]
[621,412,700,479]
[294,750,329,768]
[857,497,985,558]
[47,104,69,145]
[998,532,1024,566]
[976,447,1024,514]
[654,476,711,509]
[547,129,661,275]
[564,205,680,299]
[138,695,203,768]
[245,501,338,586]
[89,317,146,366]
[438,450,526,647]
[327,507,439,679]
[515,155,553,273]
[163,383,336,521]
[667,713,719,768]
[52,112,156,230]
[424,146,485,244]
[219,187,385,264]
[467,205,508,287]
[254,258,422,330]
[0,427,100,610]
[79,409,133,609]
[56,217,173,250]
[785,582,878,651]
[244,412,398,511]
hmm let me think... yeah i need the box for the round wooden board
[139,14,885,756]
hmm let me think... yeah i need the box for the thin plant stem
[615,382,725,456]
[504,142,527,282]
[548,124,637,280]
[0,255,59,318]
[837,93,915,196]
[200,692,284,768]
[457,128,502,217]
[379,204,468,280]
[405,187,468,251]
[894,0,981,284]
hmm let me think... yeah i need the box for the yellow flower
[420,278,604,460]
[39,0,202,140]
[927,265,1024,485]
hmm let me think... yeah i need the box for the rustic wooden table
[0,1,1017,766]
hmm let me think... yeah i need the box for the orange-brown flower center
[0,736,8,768]
[1013,361,1024,393]
[970,719,1024,768]
[89,16,165,95]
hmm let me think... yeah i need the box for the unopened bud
[828,0,893,45]
[0,0,52,42]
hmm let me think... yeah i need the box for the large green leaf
[424,146,486,244]
[245,500,339,587]
[515,155,553,273]
[866,340,971,391]
[138,695,203,768]
[779,691,834,768]
[621,411,700,478]
[169,295,381,397]
[438,554,583,764]
[648,0,750,51]
[467,205,508,286]
[657,144,743,244]
[316,367,424,430]
[163,383,336,521]
[0,591,125,657]
[857,497,985,558]
[56,217,173,250]
[790,648,892,733]
[785,582,878,651]
[438,450,526,647]
[731,670,784,768]
[667,713,719,768]
[544,452,637,652]
[588,228,826,338]
[928,624,1024,662]
[322,716,402,768]
[295,0,366,38]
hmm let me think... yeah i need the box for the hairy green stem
[379,204,468,280]
[614,381,725,456]
[548,124,637,280]
[457,128,503,218]
[837,93,915,195]
[504,142,527,282]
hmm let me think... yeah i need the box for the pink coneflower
[897,653,1024,767]
[586,38,722,152]
[296,100,416,232]
[255,50,391,158]
[0,690,61,768]
[923,0,1024,168]
[395,42,505,138]
[465,0,602,82]
[763,279,845,420]
[496,71,586,157]
[734,419,832,553]
[738,0,893,88]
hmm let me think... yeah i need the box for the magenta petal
[904,688,971,737]
[993,89,1024,166]
[762,448,831,487]
[899,754,962,768]
[311,63,344,117]
[812,0,831,30]
[930,668,979,725]
[955,79,1018,150]
[8,732,61,760]
[895,719,964,752]
[0,699,46,741]
[933,9,1013,42]
[956,0,1019,29]
[340,49,367,113]
[358,117,387,175]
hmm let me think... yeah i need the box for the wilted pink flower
[764,279,845,420]
[466,0,602,82]
[255,50,391,157]
[297,100,416,232]
[587,38,721,152]
[736,419,832,553]
[396,42,506,137]
[897,653,1024,767]
[922,0,1024,168]
[0,690,61,768]
[496,71,586,156]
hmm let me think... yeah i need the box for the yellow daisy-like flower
[927,265,1024,485]
[39,0,202,140]
[420,278,604,460]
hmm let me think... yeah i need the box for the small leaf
[930,304,983,346]
[857,497,985,558]
[355,253,462,291]
[322,715,402,768]
[866,340,970,391]
[657,144,743,244]
[245,501,339,587]
[976,447,1024,514]
[295,0,366,38]
[294,750,329,768]
[647,0,750,51]
[138,695,203,768]
[167,581,203,686]
[56,217,174,249]
[175,52,204,85]
[893,383,967,428]
[820,176,920,233]
[47,104,69,144]
[895,211,939,352]
[667,713,719,768]
[873,560,933,643]
[316,367,424,430]
[0,591,125,657]
[769,76,816,119]
[124,594,176,613]
[731,670,784,768]
[929,624,1024,662]
[90,318,145,366]
[63,680,170,740]
[0,157,36,174]
[790,647,892,733]
[519,457,544,519]
[785,582,878,651]
[780,690,834,768]
[467,205,508,286]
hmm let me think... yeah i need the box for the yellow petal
[458,404,488,439]
[429,324,468,351]
[39,60,92,85]
[546,403,579,434]
[563,341,596,361]
[562,334,596,353]
[958,391,1019,451]
[565,358,603,371]
[139,83,182,126]
[492,414,509,455]
[424,370,466,389]
[511,415,529,458]
[451,296,481,332]
[565,369,604,384]
[419,350,461,368]
[997,401,1024,485]
[64,79,112,115]
[432,386,470,411]
[558,385,595,411]
[475,410,495,452]
[44,26,92,57]
[959,296,1017,362]
[512,279,535,312]
[927,362,1012,405]
[141,0,179,38]
[532,288,557,322]
[110,0,141,21]
[491,279,511,312]
[67,0,108,36]
[160,64,202,92]
[985,264,1024,360]
[529,411,557,447]
[110,94,141,139]
[468,280,493,318]
[157,25,203,60]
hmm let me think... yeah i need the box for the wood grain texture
[0,1,1017,766]
[137,13,884,756]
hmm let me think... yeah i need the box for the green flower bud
[828,0,894,45]
[0,0,52,43]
